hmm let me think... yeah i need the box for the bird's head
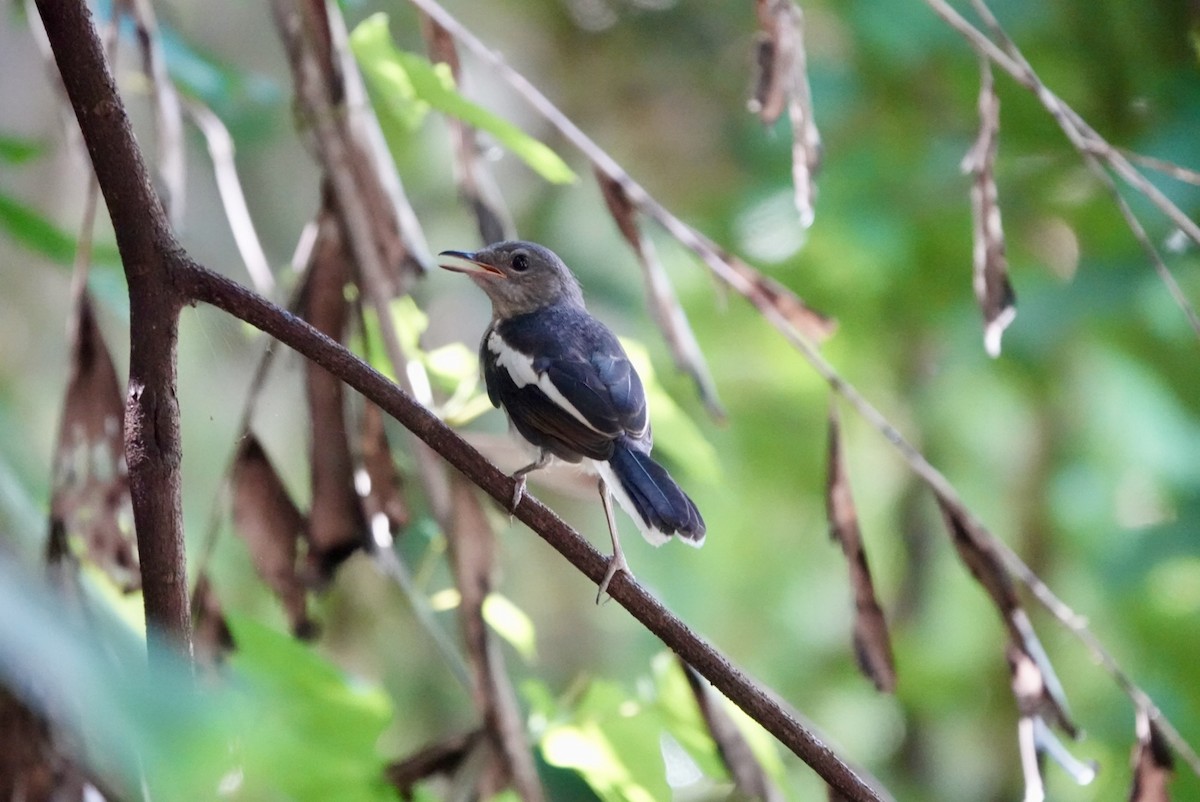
[438,241,584,318]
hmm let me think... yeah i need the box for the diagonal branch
[175,259,886,802]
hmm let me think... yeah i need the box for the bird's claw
[595,549,631,605]
[510,475,527,514]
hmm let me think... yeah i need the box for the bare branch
[183,98,276,296]
[122,0,186,223]
[35,0,191,655]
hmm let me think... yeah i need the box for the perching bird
[439,241,706,599]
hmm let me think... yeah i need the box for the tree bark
[36,0,191,656]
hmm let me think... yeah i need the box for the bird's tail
[601,440,706,548]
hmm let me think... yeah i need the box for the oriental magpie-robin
[439,241,705,599]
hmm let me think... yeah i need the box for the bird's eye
[511,253,530,272]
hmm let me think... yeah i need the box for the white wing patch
[487,330,604,434]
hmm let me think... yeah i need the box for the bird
[439,241,706,599]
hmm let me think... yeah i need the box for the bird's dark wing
[483,352,615,461]
[483,307,649,461]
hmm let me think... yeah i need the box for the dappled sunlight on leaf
[351,14,576,185]
[482,594,538,663]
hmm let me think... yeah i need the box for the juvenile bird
[439,241,705,599]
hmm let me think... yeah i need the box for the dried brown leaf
[724,249,836,342]
[1007,643,1073,737]
[1010,608,1076,736]
[1130,709,1173,802]
[445,474,543,801]
[49,293,139,591]
[596,171,725,419]
[934,491,1019,622]
[826,406,895,693]
[596,170,642,246]
[190,573,235,665]
[937,494,1077,735]
[422,13,513,245]
[788,5,821,229]
[360,401,410,534]
[301,202,367,582]
[681,660,783,802]
[231,435,315,638]
[750,0,794,125]
[961,59,1016,358]
[751,0,820,227]
[1011,662,1094,795]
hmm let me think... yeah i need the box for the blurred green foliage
[1,0,1199,800]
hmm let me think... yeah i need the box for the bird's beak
[438,250,506,278]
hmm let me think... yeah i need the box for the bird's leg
[510,450,551,511]
[596,478,630,604]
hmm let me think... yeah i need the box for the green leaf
[648,653,724,777]
[532,678,671,801]
[541,723,659,802]
[350,14,576,185]
[0,192,121,267]
[350,16,431,134]
[227,617,399,802]
[0,134,44,164]
[483,593,538,662]
[389,295,430,355]
[424,342,479,390]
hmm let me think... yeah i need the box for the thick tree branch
[35,0,191,654]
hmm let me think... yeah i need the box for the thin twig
[182,98,276,296]
[1122,150,1200,187]
[123,0,186,223]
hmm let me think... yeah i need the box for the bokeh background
[1,0,1199,799]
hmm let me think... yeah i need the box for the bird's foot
[595,549,631,605]
[509,475,527,514]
